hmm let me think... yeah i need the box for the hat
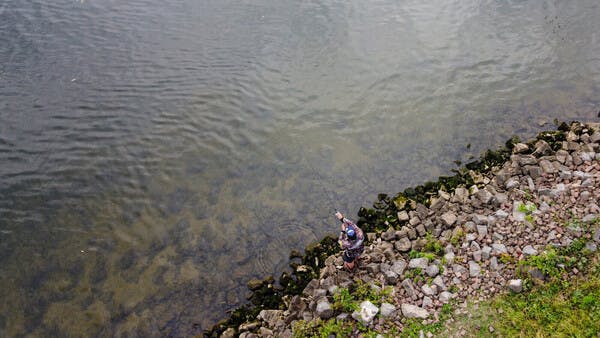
[346,228,356,239]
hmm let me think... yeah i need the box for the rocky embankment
[219,122,600,338]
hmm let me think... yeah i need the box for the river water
[1,0,599,336]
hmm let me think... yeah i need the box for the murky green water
[1,0,599,336]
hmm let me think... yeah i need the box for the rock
[391,260,408,276]
[583,214,598,224]
[425,265,439,277]
[258,310,283,328]
[585,242,597,252]
[397,211,410,222]
[443,251,455,264]
[477,189,494,205]
[491,243,508,255]
[505,177,520,190]
[539,160,556,174]
[477,225,488,239]
[532,140,553,157]
[401,279,417,297]
[259,327,274,337]
[409,257,429,270]
[522,245,538,257]
[239,332,258,338]
[513,143,529,154]
[472,214,488,225]
[490,257,499,270]
[422,284,435,296]
[352,301,379,324]
[453,264,468,276]
[439,291,453,303]
[316,298,334,319]
[508,279,523,293]
[247,279,264,291]
[239,322,260,332]
[441,212,457,227]
[422,296,433,308]
[468,261,481,277]
[481,246,492,260]
[495,209,509,219]
[382,227,396,241]
[365,263,380,274]
[453,187,469,202]
[527,166,543,179]
[432,276,446,291]
[380,302,396,317]
[401,304,429,319]
[395,237,412,252]
[384,270,399,285]
[221,327,236,338]
[302,279,319,297]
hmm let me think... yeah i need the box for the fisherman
[335,211,364,272]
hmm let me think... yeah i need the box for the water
[1,0,599,336]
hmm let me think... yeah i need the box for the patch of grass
[292,318,353,338]
[403,303,454,337]
[423,233,445,256]
[450,228,465,246]
[351,280,394,306]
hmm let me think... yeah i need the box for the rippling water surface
[1,0,599,336]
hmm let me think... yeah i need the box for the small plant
[332,288,358,312]
[450,228,465,246]
[423,233,445,256]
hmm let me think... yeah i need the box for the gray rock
[522,245,538,257]
[481,246,492,260]
[472,250,482,262]
[239,322,260,332]
[422,296,433,308]
[533,140,553,157]
[409,257,429,270]
[583,214,598,223]
[468,261,481,277]
[395,237,412,252]
[585,241,597,252]
[381,227,396,241]
[527,166,543,179]
[490,257,499,270]
[493,193,508,206]
[313,288,327,298]
[384,270,399,285]
[556,149,569,163]
[409,217,421,226]
[365,263,380,274]
[425,265,439,277]
[477,189,494,204]
[391,260,408,276]
[397,210,410,222]
[441,212,457,227]
[439,291,453,303]
[452,264,467,276]
[443,251,455,264]
[477,225,488,239]
[432,276,446,291]
[258,310,283,327]
[453,187,469,202]
[491,243,508,255]
[513,143,529,154]
[402,279,417,297]
[466,233,477,243]
[352,301,379,324]
[239,332,258,338]
[258,327,274,337]
[401,303,429,319]
[508,279,523,293]
[505,177,520,190]
[495,209,509,219]
[316,298,334,319]
[421,284,435,296]
[519,155,538,166]
[380,302,396,317]
[472,214,488,225]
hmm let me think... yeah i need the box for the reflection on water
[1,0,600,336]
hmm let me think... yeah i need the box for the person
[335,211,364,272]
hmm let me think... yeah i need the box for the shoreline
[206,121,600,337]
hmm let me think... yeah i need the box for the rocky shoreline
[208,121,600,338]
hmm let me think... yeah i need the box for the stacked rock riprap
[220,122,600,338]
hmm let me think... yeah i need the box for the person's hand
[335,211,343,220]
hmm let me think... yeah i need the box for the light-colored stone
[508,279,523,293]
[422,284,435,296]
[468,261,481,277]
[522,245,538,257]
[395,237,412,252]
[441,212,457,227]
[432,276,446,291]
[316,298,334,319]
[397,210,410,222]
[401,303,429,319]
[491,243,507,255]
[391,260,408,276]
[380,302,396,317]
[352,301,379,324]
[425,265,439,277]
[409,257,429,270]
[402,279,417,297]
[439,291,453,303]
